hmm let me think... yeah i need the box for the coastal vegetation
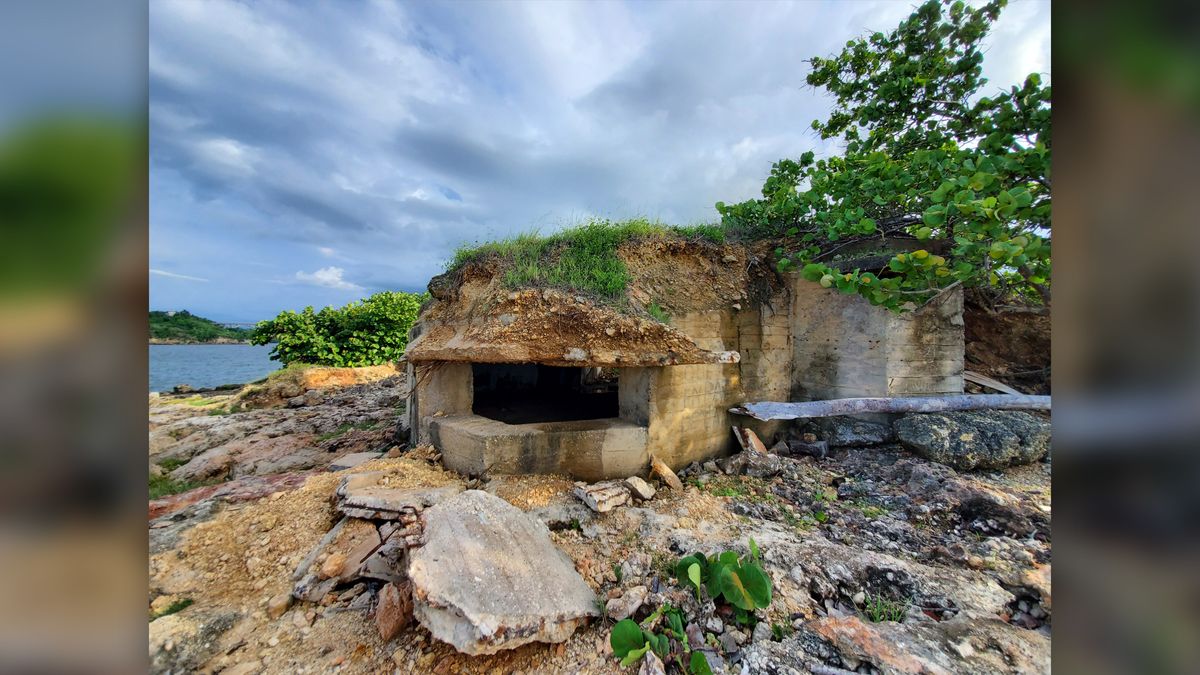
[446,218,725,302]
[443,0,1050,314]
[718,0,1050,311]
[149,310,251,343]
[250,290,427,367]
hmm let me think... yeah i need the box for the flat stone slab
[329,452,382,471]
[408,490,598,655]
[341,485,464,513]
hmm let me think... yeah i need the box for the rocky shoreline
[149,372,1050,674]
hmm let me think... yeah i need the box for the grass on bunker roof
[446,218,729,301]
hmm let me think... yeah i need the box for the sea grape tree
[717,0,1050,310]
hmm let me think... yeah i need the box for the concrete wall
[789,276,963,400]
[641,296,793,469]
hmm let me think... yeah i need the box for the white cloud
[294,266,362,291]
[317,246,336,257]
[150,268,209,282]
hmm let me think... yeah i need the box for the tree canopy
[717,0,1050,311]
[250,291,427,367]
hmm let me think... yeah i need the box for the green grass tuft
[446,218,731,301]
[149,472,218,500]
[646,301,671,323]
[861,594,910,623]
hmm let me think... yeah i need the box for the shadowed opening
[472,363,619,424]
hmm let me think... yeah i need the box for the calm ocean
[149,343,280,392]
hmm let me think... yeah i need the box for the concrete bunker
[404,237,965,481]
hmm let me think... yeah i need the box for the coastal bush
[716,0,1051,311]
[250,291,427,367]
[447,218,727,302]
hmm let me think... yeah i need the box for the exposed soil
[963,292,1051,395]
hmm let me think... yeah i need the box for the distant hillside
[149,310,251,343]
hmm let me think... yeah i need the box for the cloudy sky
[149,0,1049,323]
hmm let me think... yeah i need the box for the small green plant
[861,593,910,623]
[156,457,187,472]
[646,301,671,324]
[149,473,218,499]
[771,622,794,641]
[812,510,829,523]
[675,538,773,623]
[610,604,713,674]
[613,563,624,583]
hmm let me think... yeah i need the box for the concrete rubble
[407,490,599,655]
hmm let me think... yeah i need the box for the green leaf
[738,563,773,608]
[720,567,755,610]
[749,537,760,562]
[611,619,646,658]
[619,642,651,668]
[801,263,825,282]
[688,563,702,591]
[690,652,715,675]
[915,226,933,240]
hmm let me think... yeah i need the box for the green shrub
[250,291,427,367]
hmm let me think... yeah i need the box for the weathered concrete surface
[430,414,648,481]
[791,278,964,400]
[895,410,1051,470]
[573,481,631,513]
[408,490,598,655]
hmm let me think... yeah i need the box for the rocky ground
[148,377,1050,675]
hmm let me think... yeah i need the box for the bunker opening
[471,363,620,425]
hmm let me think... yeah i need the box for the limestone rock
[320,553,348,579]
[605,585,647,621]
[717,450,783,478]
[329,452,381,471]
[624,476,657,501]
[573,481,631,513]
[638,649,667,675]
[894,411,1050,470]
[266,593,292,619]
[808,416,895,447]
[376,581,413,641]
[149,609,238,674]
[408,490,598,655]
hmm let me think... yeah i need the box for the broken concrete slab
[624,476,656,501]
[340,484,464,515]
[573,481,631,513]
[408,490,598,655]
